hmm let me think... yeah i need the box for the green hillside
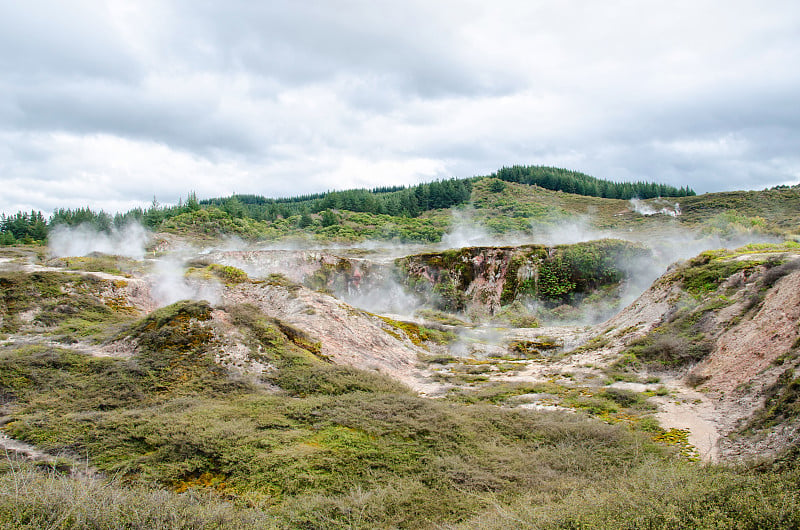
[2,167,798,246]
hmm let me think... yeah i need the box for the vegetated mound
[589,242,800,461]
[398,239,650,322]
[0,269,146,344]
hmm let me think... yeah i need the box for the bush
[763,258,800,287]
[622,333,713,368]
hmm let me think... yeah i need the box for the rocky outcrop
[398,239,650,316]
[222,278,440,394]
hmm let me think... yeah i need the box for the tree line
[1,166,697,245]
[201,178,473,221]
[0,193,202,245]
[493,165,695,199]
[0,211,48,244]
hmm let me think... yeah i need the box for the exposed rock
[222,279,440,394]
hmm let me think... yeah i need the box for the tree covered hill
[492,165,695,199]
[4,165,799,246]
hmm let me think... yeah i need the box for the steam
[440,210,494,249]
[48,223,150,259]
[43,207,782,328]
[205,248,424,316]
[46,222,224,308]
[530,217,614,245]
[629,198,681,217]
[148,256,221,307]
[340,277,421,315]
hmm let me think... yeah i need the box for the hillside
[147,179,800,245]
[4,166,798,247]
[1,234,800,527]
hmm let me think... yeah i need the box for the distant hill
[4,165,800,245]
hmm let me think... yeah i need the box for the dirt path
[652,383,721,461]
[0,433,99,478]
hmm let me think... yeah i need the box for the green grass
[1,299,683,528]
[455,459,800,529]
[676,251,761,295]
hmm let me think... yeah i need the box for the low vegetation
[0,271,136,341]
[0,297,695,528]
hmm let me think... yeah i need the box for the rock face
[398,239,650,316]
[222,278,439,394]
[690,264,800,396]
[200,240,651,320]
[399,246,526,315]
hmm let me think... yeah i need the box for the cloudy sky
[1,1,799,215]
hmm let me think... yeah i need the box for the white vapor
[629,198,681,217]
[148,256,221,308]
[48,223,150,259]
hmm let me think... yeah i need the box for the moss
[271,318,324,356]
[0,271,136,340]
[651,428,699,460]
[263,273,303,296]
[415,309,472,327]
[678,256,761,295]
[379,316,456,347]
[745,368,800,431]
[418,353,460,364]
[187,264,248,284]
[507,339,558,359]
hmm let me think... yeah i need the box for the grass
[46,254,144,277]
[744,368,800,432]
[2,298,686,528]
[4,452,799,529]
[676,251,761,295]
[615,332,713,370]
[454,459,800,529]
[0,462,268,529]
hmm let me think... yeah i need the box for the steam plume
[48,223,150,259]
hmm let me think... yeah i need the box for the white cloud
[1,0,799,215]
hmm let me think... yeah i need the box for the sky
[1,0,799,216]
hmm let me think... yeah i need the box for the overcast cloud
[1,0,799,215]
